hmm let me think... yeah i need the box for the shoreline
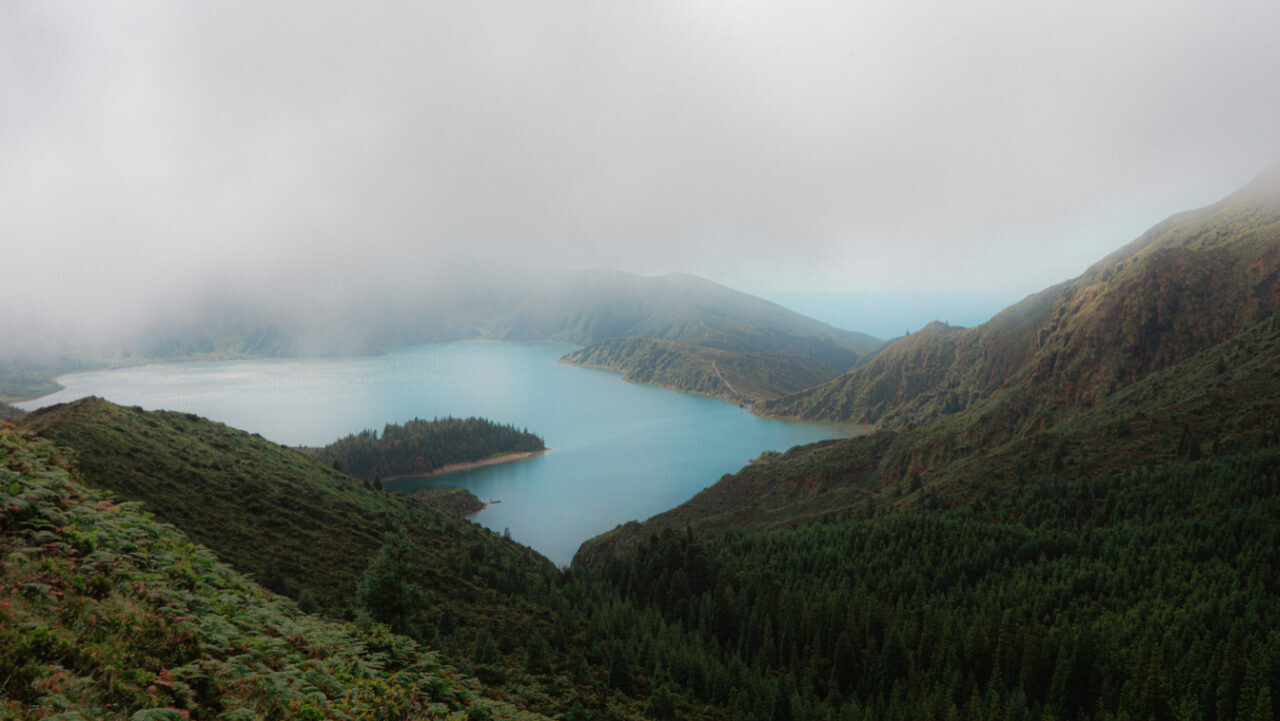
[17,340,585,406]
[382,449,549,484]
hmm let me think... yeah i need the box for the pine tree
[355,531,424,637]
[525,627,552,675]
[645,685,677,721]
[1252,686,1273,721]
[296,588,319,614]
[473,627,500,666]
[608,641,635,694]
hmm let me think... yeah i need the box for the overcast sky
[3,0,1279,339]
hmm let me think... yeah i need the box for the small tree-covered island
[303,416,547,484]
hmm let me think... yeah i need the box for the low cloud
[3,1,1278,348]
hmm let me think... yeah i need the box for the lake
[20,342,861,566]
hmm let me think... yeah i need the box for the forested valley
[557,442,1280,720]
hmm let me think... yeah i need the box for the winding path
[711,360,751,407]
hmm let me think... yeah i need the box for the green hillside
[561,336,841,404]
[2,361,95,403]
[14,399,563,639]
[762,169,1280,427]
[580,173,1280,561]
[0,423,550,720]
[10,399,715,720]
[579,310,1280,562]
[565,442,1280,721]
[558,175,1280,720]
[0,401,23,421]
[758,285,1063,424]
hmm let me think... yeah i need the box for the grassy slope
[0,402,24,421]
[15,398,557,629]
[577,312,1280,563]
[760,284,1064,423]
[1,362,93,403]
[0,423,548,720]
[11,399,710,721]
[763,170,1280,426]
[561,336,839,404]
[576,173,1280,563]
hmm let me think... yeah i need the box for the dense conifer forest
[560,443,1280,721]
[307,416,546,482]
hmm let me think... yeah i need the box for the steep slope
[0,423,549,720]
[12,399,721,720]
[15,398,557,631]
[761,283,1062,421]
[0,401,23,421]
[764,168,1280,427]
[547,272,882,402]
[579,171,1280,562]
[568,443,1280,721]
[562,336,839,403]
[582,311,1280,561]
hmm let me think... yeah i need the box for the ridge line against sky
[3,1,1279,341]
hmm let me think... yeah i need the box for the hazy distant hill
[579,169,1280,559]
[130,267,881,405]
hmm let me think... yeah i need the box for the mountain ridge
[578,173,1280,563]
[761,173,1280,427]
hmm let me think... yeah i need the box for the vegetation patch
[0,424,548,720]
[303,416,545,484]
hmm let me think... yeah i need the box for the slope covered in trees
[15,399,553,628]
[10,399,700,719]
[581,170,1280,557]
[562,336,840,404]
[304,416,546,483]
[578,308,1280,560]
[0,423,550,720]
[566,442,1280,721]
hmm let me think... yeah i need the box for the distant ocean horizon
[762,290,1023,340]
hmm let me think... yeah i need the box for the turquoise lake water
[21,343,860,566]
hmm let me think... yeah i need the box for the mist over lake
[21,342,859,565]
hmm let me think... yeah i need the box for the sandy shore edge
[382,449,548,484]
